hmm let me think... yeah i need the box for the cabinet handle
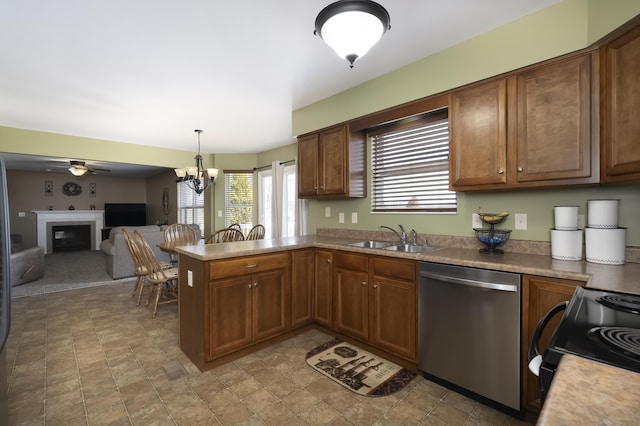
[245,263,259,269]
[248,283,253,288]
[361,281,367,286]
[327,258,332,264]
[253,282,258,288]
[373,284,378,289]
[498,168,504,174]
[320,186,324,190]
[517,166,524,172]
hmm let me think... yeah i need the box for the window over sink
[370,108,456,213]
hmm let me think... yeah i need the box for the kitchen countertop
[175,234,640,423]
[175,234,640,294]
[537,354,640,425]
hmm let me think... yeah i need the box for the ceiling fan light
[315,0,390,67]
[68,166,88,176]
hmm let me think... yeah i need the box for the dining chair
[245,224,265,240]
[122,228,148,304]
[163,223,198,264]
[134,230,179,318]
[205,228,245,244]
[228,223,242,232]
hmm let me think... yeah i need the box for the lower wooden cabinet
[370,256,417,362]
[333,251,418,362]
[290,249,314,328]
[521,274,585,413]
[313,249,333,327]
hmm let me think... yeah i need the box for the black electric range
[539,286,640,402]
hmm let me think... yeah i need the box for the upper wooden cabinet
[297,124,366,199]
[450,51,599,191]
[601,24,640,183]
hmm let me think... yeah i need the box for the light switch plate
[351,212,358,224]
[325,207,331,217]
[472,213,482,229]
[515,213,527,230]
[338,212,344,224]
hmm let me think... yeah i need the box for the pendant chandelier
[174,129,219,195]
[314,0,391,68]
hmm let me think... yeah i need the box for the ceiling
[1,0,560,160]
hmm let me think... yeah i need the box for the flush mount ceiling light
[314,0,391,68]
[174,130,219,195]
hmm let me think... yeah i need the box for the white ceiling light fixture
[314,0,391,68]
[68,163,88,176]
[174,130,219,195]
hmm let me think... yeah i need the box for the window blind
[371,112,456,212]
[177,182,205,232]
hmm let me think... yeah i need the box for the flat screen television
[104,203,147,227]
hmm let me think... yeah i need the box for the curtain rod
[252,159,295,172]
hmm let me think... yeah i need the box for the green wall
[292,0,640,246]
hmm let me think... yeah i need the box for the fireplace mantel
[32,210,104,253]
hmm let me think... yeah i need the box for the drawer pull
[361,281,367,286]
[245,263,259,269]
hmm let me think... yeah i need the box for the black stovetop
[543,286,640,373]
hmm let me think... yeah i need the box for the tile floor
[6,282,537,425]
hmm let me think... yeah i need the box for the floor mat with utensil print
[305,338,417,397]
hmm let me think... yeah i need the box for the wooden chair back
[164,223,197,246]
[205,228,245,244]
[245,224,265,240]
[228,223,242,232]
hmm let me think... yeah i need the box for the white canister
[550,229,583,261]
[587,199,619,229]
[585,227,626,265]
[554,206,579,230]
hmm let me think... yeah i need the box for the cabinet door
[334,267,369,341]
[298,133,319,196]
[291,249,314,328]
[318,125,348,196]
[314,250,333,327]
[252,269,288,342]
[601,25,640,182]
[521,275,584,412]
[516,53,595,183]
[450,79,508,188]
[209,276,253,359]
[370,276,416,362]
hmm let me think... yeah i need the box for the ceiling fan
[68,160,111,176]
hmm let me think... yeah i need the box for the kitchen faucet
[379,225,407,244]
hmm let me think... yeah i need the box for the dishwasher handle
[419,270,518,292]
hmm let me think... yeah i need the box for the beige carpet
[306,339,417,397]
[11,250,134,298]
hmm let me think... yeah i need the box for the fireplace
[52,225,91,252]
[32,210,104,254]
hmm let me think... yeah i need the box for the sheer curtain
[267,160,308,238]
[270,161,284,238]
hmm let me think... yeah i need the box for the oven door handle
[527,301,568,376]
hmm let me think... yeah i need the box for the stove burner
[596,295,640,315]
[589,327,640,361]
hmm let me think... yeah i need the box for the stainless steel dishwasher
[418,262,521,414]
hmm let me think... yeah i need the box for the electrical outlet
[325,207,331,217]
[187,270,193,287]
[217,210,222,217]
[515,213,527,230]
[351,212,358,224]
[338,212,344,224]
[472,213,482,229]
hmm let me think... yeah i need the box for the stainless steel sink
[348,240,394,249]
[381,244,442,253]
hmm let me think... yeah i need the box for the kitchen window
[224,170,254,233]
[370,109,456,213]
